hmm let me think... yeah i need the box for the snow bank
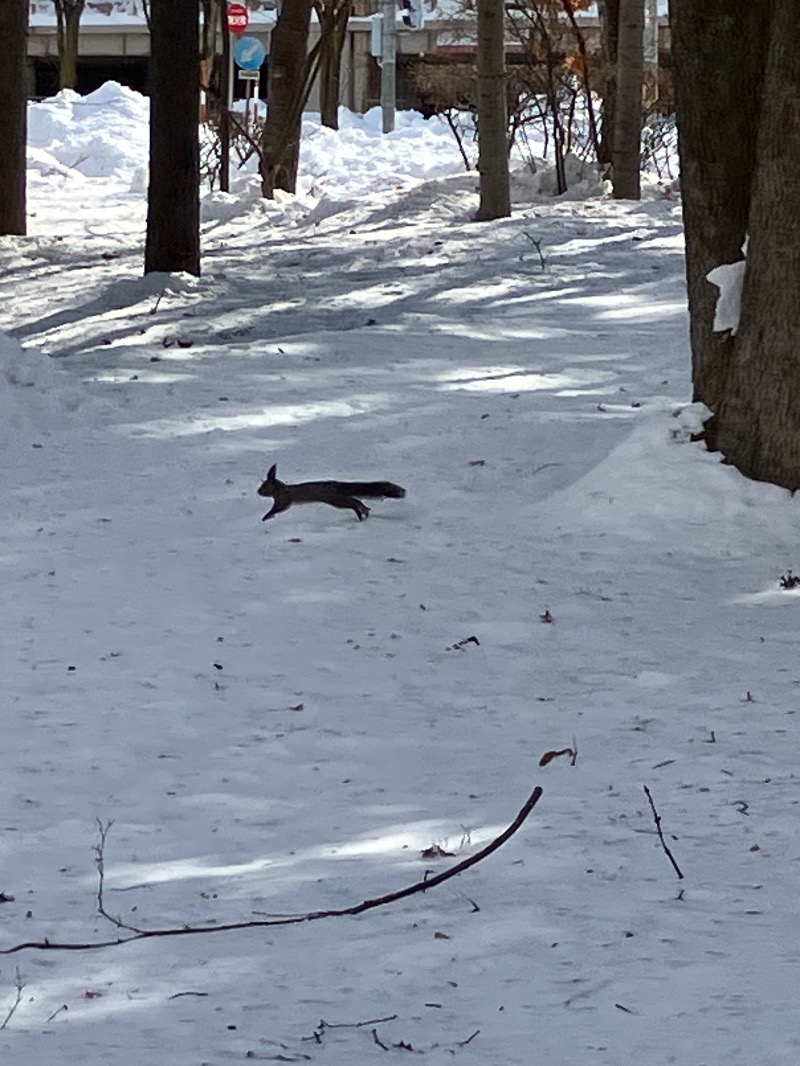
[26,82,634,235]
[544,407,800,553]
[28,82,150,181]
[0,332,93,447]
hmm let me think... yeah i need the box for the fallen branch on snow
[643,785,684,880]
[0,786,544,955]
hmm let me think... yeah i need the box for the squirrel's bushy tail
[336,481,406,499]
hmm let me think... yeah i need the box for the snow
[2,83,799,1066]
[707,260,747,335]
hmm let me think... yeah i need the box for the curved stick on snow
[0,786,544,955]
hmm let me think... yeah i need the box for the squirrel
[257,464,406,522]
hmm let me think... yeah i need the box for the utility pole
[380,0,396,134]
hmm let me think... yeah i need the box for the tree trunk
[0,0,28,236]
[145,1,200,276]
[672,1,800,489]
[55,1,85,91]
[261,0,314,197]
[670,0,767,421]
[611,0,643,198]
[475,0,510,222]
[317,1,351,130]
[597,0,620,169]
[200,0,214,60]
[705,5,800,488]
[218,0,231,192]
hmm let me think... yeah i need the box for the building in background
[26,1,671,113]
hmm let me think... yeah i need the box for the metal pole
[380,0,396,134]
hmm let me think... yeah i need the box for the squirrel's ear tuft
[267,464,277,482]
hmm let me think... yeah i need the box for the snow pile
[27,82,150,182]
[24,82,647,241]
[544,407,799,553]
[297,108,469,199]
[0,331,93,448]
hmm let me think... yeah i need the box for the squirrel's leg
[261,497,292,521]
[327,495,370,520]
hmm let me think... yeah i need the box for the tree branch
[0,786,544,955]
[643,785,684,879]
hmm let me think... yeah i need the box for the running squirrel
[257,464,406,521]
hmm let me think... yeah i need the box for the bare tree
[144,0,200,276]
[314,0,352,130]
[53,0,86,90]
[0,0,28,236]
[611,0,643,198]
[671,1,800,488]
[260,0,315,197]
[475,0,510,221]
[596,0,620,168]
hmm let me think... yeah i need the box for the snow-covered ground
[1,84,798,1066]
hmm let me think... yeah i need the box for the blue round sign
[234,36,267,71]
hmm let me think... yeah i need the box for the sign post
[227,3,249,35]
[220,3,251,191]
[234,35,267,125]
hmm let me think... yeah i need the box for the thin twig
[457,1029,481,1046]
[304,1014,399,1043]
[643,785,684,879]
[95,818,138,934]
[1,786,544,955]
[150,287,167,315]
[0,968,24,1030]
[372,1028,390,1050]
[521,231,546,270]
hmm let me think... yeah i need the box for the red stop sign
[227,3,249,34]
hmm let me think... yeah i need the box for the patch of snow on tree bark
[706,259,746,334]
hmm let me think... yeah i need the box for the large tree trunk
[705,6,800,487]
[0,0,28,237]
[145,1,200,276]
[316,0,351,130]
[261,0,314,197]
[671,1,800,489]
[475,0,510,222]
[611,0,643,198]
[55,0,85,91]
[597,0,620,169]
[670,0,767,421]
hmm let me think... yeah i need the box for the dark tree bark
[0,0,28,236]
[260,0,315,197]
[611,0,643,198]
[54,0,86,90]
[315,0,351,130]
[702,6,800,486]
[597,0,620,168]
[144,0,200,276]
[200,0,214,60]
[672,1,800,489]
[475,0,510,221]
[670,0,767,422]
